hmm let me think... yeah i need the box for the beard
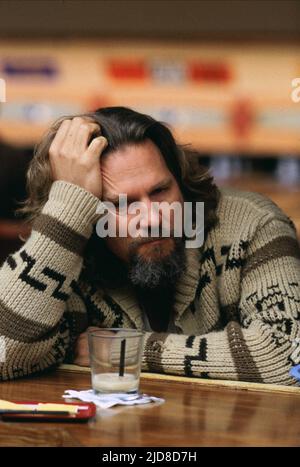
[83,232,186,292]
[127,237,186,290]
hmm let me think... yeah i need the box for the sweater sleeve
[0,181,101,381]
[142,215,300,385]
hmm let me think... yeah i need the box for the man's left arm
[142,215,300,385]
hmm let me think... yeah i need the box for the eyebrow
[150,178,172,193]
[103,178,173,204]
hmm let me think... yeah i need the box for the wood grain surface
[0,368,299,447]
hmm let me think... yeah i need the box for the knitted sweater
[0,181,300,385]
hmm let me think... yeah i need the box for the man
[0,107,299,384]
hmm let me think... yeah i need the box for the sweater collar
[106,246,202,329]
[173,246,202,321]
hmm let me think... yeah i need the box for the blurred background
[0,0,300,263]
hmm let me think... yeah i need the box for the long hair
[18,106,220,233]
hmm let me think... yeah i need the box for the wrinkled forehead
[101,140,174,199]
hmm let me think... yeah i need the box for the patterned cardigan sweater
[0,181,300,385]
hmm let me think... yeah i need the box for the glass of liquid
[88,328,144,394]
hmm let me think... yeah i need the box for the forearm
[142,319,296,385]
[0,181,100,380]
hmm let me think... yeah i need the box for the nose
[138,198,161,236]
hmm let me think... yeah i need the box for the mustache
[129,233,182,253]
[130,236,167,249]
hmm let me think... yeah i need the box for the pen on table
[0,409,72,415]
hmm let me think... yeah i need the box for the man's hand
[73,326,99,367]
[49,117,108,198]
[73,327,114,367]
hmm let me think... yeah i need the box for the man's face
[101,139,184,267]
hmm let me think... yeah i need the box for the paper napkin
[63,389,164,409]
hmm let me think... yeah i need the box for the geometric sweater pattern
[0,181,300,384]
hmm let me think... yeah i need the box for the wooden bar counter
[0,366,299,447]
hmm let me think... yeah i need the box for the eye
[151,187,167,196]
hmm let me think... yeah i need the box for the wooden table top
[0,367,300,447]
